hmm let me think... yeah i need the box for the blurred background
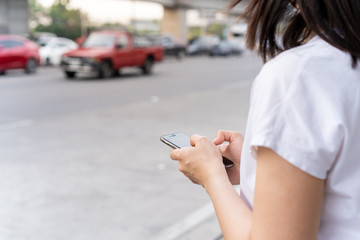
[0,0,262,239]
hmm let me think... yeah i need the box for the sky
[37,0,164,24]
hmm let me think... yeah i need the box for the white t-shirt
[240,37,360,239]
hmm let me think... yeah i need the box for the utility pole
[80,12,88,37]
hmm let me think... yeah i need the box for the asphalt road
[0,54,263,240]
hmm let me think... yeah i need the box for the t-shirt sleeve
[249,55,344,179]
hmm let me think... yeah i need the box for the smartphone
[160,132,234,168]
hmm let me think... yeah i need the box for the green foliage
[188,26,202,39]
[188,23,227,40]
[96,22,128,31]
[28,0,49,29]
[30,0,87,40]
[206,23,227,39]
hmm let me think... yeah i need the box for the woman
[170,0,360,239]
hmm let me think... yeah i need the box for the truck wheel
[65,71,76,79]
[98,61,112,79]
[113,69,121,77]
[25,58,38,74]
[141,57,154,75]
[0,70,6,75]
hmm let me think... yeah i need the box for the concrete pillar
[0,0,29,35]
[0,0,9,33]
[161,7,188,43]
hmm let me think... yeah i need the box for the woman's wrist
[204,171,232,196]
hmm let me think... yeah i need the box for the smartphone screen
[160,133,191,149]
[160,133,234,168]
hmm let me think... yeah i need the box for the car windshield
[41,38,57,47]
[0,39,23,49]
[0,40,9,48]
[83,34,115,48]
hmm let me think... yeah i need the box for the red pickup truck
[61,31,163,79]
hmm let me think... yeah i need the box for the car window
[161,37,171,44]
[0,39,24,49]
[133,37,151,48]
[64,40,74,46]
[220,41,230,47]
[117,35,129,48]
[56,43,68,48]
[83,34,115,48]
[63,40,76,48]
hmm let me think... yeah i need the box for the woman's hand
[213,130,244,185]
[170,134,228,189]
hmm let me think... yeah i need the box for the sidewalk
[0,55,260,239]
[149,202,221,240]
[151,186,240,240]
[178,213,223,240]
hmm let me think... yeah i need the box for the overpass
[0,0,248,41]
[149,0,248,42]
[145,0,246,10]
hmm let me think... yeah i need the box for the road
[0,54,263,240]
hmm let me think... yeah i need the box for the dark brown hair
[230,0,360,67]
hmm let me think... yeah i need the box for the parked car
[0,34,40,75]
[187,35,220,55]
[61,31,164,79]
[39,37,78,66]
[209,40,243,57]
[34,32,57,47]
[149,35,186,59]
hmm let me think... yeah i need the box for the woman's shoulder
[251,36,360,121]
[255,36,358,93]
[265,37,346,75]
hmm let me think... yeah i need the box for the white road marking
[150,186,240,240]
[150,201,215,240]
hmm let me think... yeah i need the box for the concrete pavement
[0,54,262,239]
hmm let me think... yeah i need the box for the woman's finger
[217,143,228,154]
[189,134,206,146]
[170,149,181,160]
[213,130,231,145]
[213,130,242,145]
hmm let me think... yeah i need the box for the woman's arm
[206,147,325,240]
[204,174,253,239]
[171,136,325,240]
[251,147,325,240]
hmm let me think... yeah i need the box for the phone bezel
[160,136,181,149]
[160,133,234,168]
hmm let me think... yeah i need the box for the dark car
[0,35,40,75]
[149,35,186,59]
[209,40,243,57]
[187,35,220,56]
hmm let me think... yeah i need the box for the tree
[188,23,227,41]
[28,0,50,30]
[206,23,227,39]
[188,26,202,40]
[32,0,87,40]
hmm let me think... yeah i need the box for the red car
[61,31,164,79]
[0,35,40,75]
